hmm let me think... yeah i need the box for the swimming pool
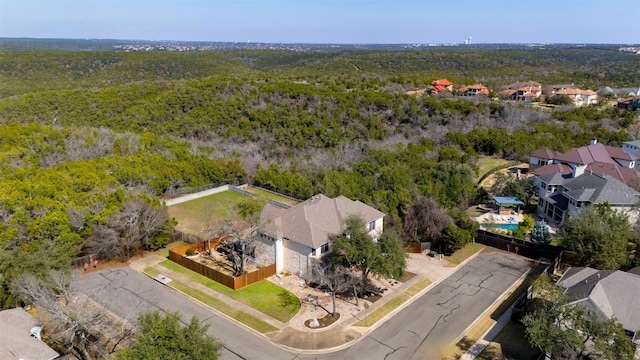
[484,223,519,231]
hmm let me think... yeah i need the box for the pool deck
[474,211,523,226]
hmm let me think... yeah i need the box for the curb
[449,256,532,352]
[355,247,486,336]
[134,263,278,342]
[282,247,489,354]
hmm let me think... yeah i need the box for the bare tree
[67,206,86,232]
[308,260,356,317]
[402,196,453,242]
[10,271,137,360]
[215,198,264,277]
[86,198,171,260]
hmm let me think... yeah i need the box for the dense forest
[0,44,639,308]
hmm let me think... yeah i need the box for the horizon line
[1,37,638,46]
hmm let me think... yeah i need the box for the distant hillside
[1,42,639,98]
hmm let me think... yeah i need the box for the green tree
[440,224,472,254]
[376,228,407,280]
[518,214,535,234]
[546,94,574,105]
[331,216,407,283]
[560,205,632,269]
[530,220,551,244]
[523,275,634,360]
[116,311,221,360]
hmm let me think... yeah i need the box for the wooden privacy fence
[168,239,276,290]
[402,242,431,253]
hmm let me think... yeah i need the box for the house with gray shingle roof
[255,194,384,277]
[538,172,639,224]
[0,308,59,360]
[531,139,640,224]
[557,267,640,348]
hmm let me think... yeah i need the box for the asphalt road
[74,250,531,360]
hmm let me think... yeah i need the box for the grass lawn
[475,157,513,182]
[143,267,277,333]
[158,260,300,323]
[246,186,300,206]
[353,277,432,327]
[168,190,252,234]
[156,241,187,258]
[444,243,485,267]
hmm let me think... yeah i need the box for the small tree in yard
[331,216,407,304]
[216,198,264,277]
[309,259,355,317]
[530,220,551,244]
[440,224,471,254]
[402,196,453,242]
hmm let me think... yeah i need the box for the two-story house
[498,81,542,101]
[552,88,599,106]
[429,79,454,95]
[531,139,640,224]
[254,194,384,277]
[456,84,489,97]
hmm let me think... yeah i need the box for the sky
[0,0,638,44]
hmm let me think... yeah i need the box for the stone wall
[283,239,313,278]
[254,236,275,267]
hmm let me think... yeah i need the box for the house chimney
[590,138,597,145]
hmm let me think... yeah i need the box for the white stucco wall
[529,156,552,166]
[163,185,231,206]
[367,217,384,241]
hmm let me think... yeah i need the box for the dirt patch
[479,162,530,190]
[398,271,416,283]
[304,312,341,329]
[75,258,129,275]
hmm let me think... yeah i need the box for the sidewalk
[128,250,481,353]
[459,307,513,360]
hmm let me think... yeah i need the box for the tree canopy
[116,312,221,360]
[523,275,635,360]
[331,216,407,282]
[560,205,633,270]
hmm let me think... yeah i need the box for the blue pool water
[491,223,519,230]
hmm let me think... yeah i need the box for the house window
[320,243,329,254]
[368,221,376,231]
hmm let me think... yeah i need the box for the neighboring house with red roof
[529,147,560,167]
[553,88,599,106]
[255,194,384,277]
[429,79,454,95]
[557,267,640,351]
[456,84,489,97]
[498,81,542,101]
[530,139,640,224]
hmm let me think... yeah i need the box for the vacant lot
[245,185,300,206]
[168,190,250,235]
[475,157,514,182]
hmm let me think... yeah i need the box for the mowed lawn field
[475,157,513,182]
[168,190,250,235]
